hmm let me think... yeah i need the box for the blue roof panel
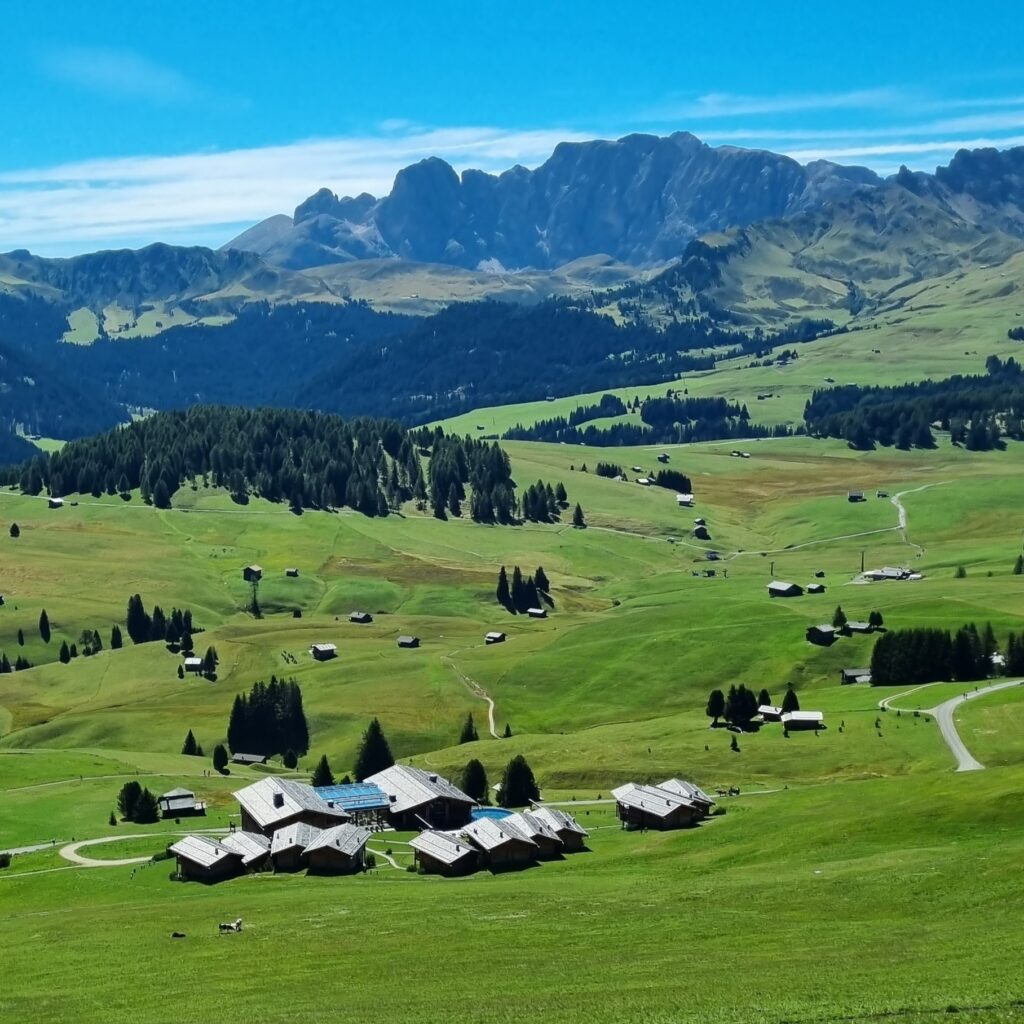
[315,782,390,811]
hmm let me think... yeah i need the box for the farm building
[782,710,825,731]
[270,821,322,872]
[864,566,911,581]
[529,806,589,851]
[310,642,338,661]
[219,830,271,870]
[806,624,839,646]
[768,580,804,598]
[243,565,263,582]
[807,583,826,594]
[410,830,478,876]
[158,788,206,818]
[694,517,706,526]
[693,525,711,540]
[611,782,699,831]
[48,497,64,509]
[305,824,372,875]
[759,704,785,722]
[656,778,716,818]
[183,657,204,673]
[231,752,267,766]
[462,816,537,870]
[485,631,507,645]
[366,764,475,830]
[527,607,547,619]
[657,453,670,463]
[840,667,872,684]
[636,477,652,486]
[844,621,874,634]
[499,811,564,859]
[848,491,866,502]
[676,493,694,507]
[233,776,350,837]
[313,782,391,825]
[285,568,300,578]
[170,835,243,884]
[349,611,373,624]
[397,635,420,649]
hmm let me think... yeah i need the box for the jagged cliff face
[227,132,883,270]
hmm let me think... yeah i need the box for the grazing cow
[218,917,243,934]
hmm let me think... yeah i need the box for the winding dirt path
[442,653,499,738]
[59,829,229,868]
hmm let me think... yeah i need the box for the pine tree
[177,664,185,680]
[152,479,171,509]
[534,566,550,594]
[58,640,71,664]
[498,755,539,808]
[511,566,525,612]
[554,483,567,507]
[572,503,586,528]
[38,609,51,643]
[757,688,772,708]
[503,723,512,738]
[0,653,11,673]
[705,689,725,725]
[782,684,800,713]
[1015,554,1024,576]
[283,749,298,770]
[16,629,24,647]
[832,605,848,629]
[460,759,489,802]
[212,744,228,774]
[353,718,395,781]
[117,781,142,821]
[9,523,19,538]
[459,713,479,744]
[868,610,884,629]
[133,788,159,824]
[108,810,117,827]
[181,730,198,756]
[203,646,218,677]
[310,754,335,788]
[126,595,152,644]
[110,624,123,649]
[496,566,511,609]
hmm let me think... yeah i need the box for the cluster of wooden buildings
[610,777,716,831]
[757,706,825,730]
[169,767,589,883]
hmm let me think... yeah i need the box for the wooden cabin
[410,830,478,876]
[304,824,371,875]
[366,765,474,830]
[611,782,699,831]
[170,835,243,884]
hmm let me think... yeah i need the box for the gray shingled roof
[611,782,694,818]
[500,811,561,845]
[366,765,474,815]
[531,806,588,838]
[169,834,239,869]
[304,823,371,857]
[658,777,716,807]
[234,776,349,830]
[410,830,476,866]
[462,816,536,852]
[220,831,271,866]
[271,821,322,855]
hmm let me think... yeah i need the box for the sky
[3,0,1024,255]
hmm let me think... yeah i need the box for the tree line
[870,623,1000,685]
[497,566,551,614]
[226,676,310,758]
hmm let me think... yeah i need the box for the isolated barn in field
[305,824,372,875]
[806,624,838,646]
[349,611,373,624]
[243,565,263,582]
[636,477,652,486]
[529,806,589,851]
[840,667,872,684]
[657,453,670,463]
[807,583,826,594]
[310,642,337,661]
[768,580,803,598]
[366,764,475,830]
[183,656,204,673]
[231,752,267,766]
[759,704,785,722]
[693,525,711,540]
[485,631,506,645]
[48,497,64,509]
[170,835,243,884]
[843,621,874,635]
[397,635,420,649]
[233,776,350,837]
[782,710,825,731]
[158,788,206,818]
[270,821,322,872]
[285,567,300,578]
[611,782,699,831]
[462,816,537,870]
[676,493,694,507]
[410,830,478,876]
[527,607,547,619]
[693,517,706,526]
[865,566,911,581]
[656,778,716,818]
[847,491,866,503]
[219,830,271,871]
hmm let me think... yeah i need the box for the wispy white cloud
[38,46,200,105]
[0,127,591,254]
[647,87,905,121]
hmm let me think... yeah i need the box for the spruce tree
[534,566,550,594]
[1015,554,1024,576]
[757,688,772,708]
[572,503,586,528]
[496,566,511,609]
[705,689,725,725]
[16,629,24,647]
[9,523,19,538]
[0,653,11,673]
[832,606,848,629]
[108,810,117,827]
[58,641,71,664]
[133,788,159,824]
[310,754,335,788]
[459,713,479,744]
[152,479,171,509]
[460,758,489,802]
[117,780,143,821]
[212,744,228,774]
[177,664,185,680]
[110,624,123,649]
[498,755,539,808]
[283,749,298,770]
[181,730,198,756]
[782,684,800,713]
[38,609,51,643]
[503,723,512,738]
[353,718,395,781]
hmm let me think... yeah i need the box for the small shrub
[364,852,377,870]
[0,852,11,869]
[406,863,417,873]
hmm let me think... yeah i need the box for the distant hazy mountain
[225,132,882,270]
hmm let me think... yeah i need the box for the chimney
[273,792,284,809]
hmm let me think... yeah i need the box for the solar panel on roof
[314,782,391,811]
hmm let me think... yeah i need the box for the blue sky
[3,0,1024,254]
